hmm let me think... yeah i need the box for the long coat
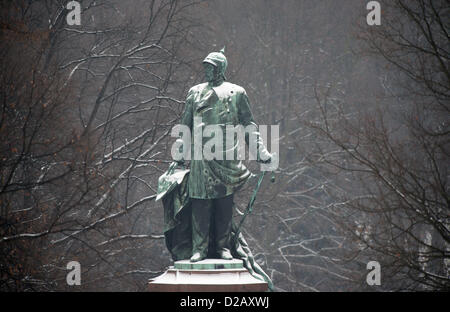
[179,81,270,199]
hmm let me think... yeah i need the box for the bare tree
[0,0,201,291]
[306,0,449,291]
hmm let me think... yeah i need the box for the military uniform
[178,48,271,261]
[181,81,271,198]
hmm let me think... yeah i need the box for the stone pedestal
[148,259,268,292]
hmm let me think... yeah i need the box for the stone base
[148,259,268,292]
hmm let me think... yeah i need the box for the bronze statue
[157,47,274,288]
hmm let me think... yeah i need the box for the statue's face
[203,62,218,82]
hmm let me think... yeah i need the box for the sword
[233,170,275,245]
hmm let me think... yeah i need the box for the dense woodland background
[0,0,448,291]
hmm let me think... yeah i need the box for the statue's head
[202,47,227,83]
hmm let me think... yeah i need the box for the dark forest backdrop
[0,0,448,291]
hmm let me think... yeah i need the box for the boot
[191,198,212,262]
[214,195,233,260]
[190,252,206,262]
[218,249,233,260]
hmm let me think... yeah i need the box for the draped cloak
[157,164,273,290]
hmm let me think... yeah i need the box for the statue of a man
[177,47,272,262]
